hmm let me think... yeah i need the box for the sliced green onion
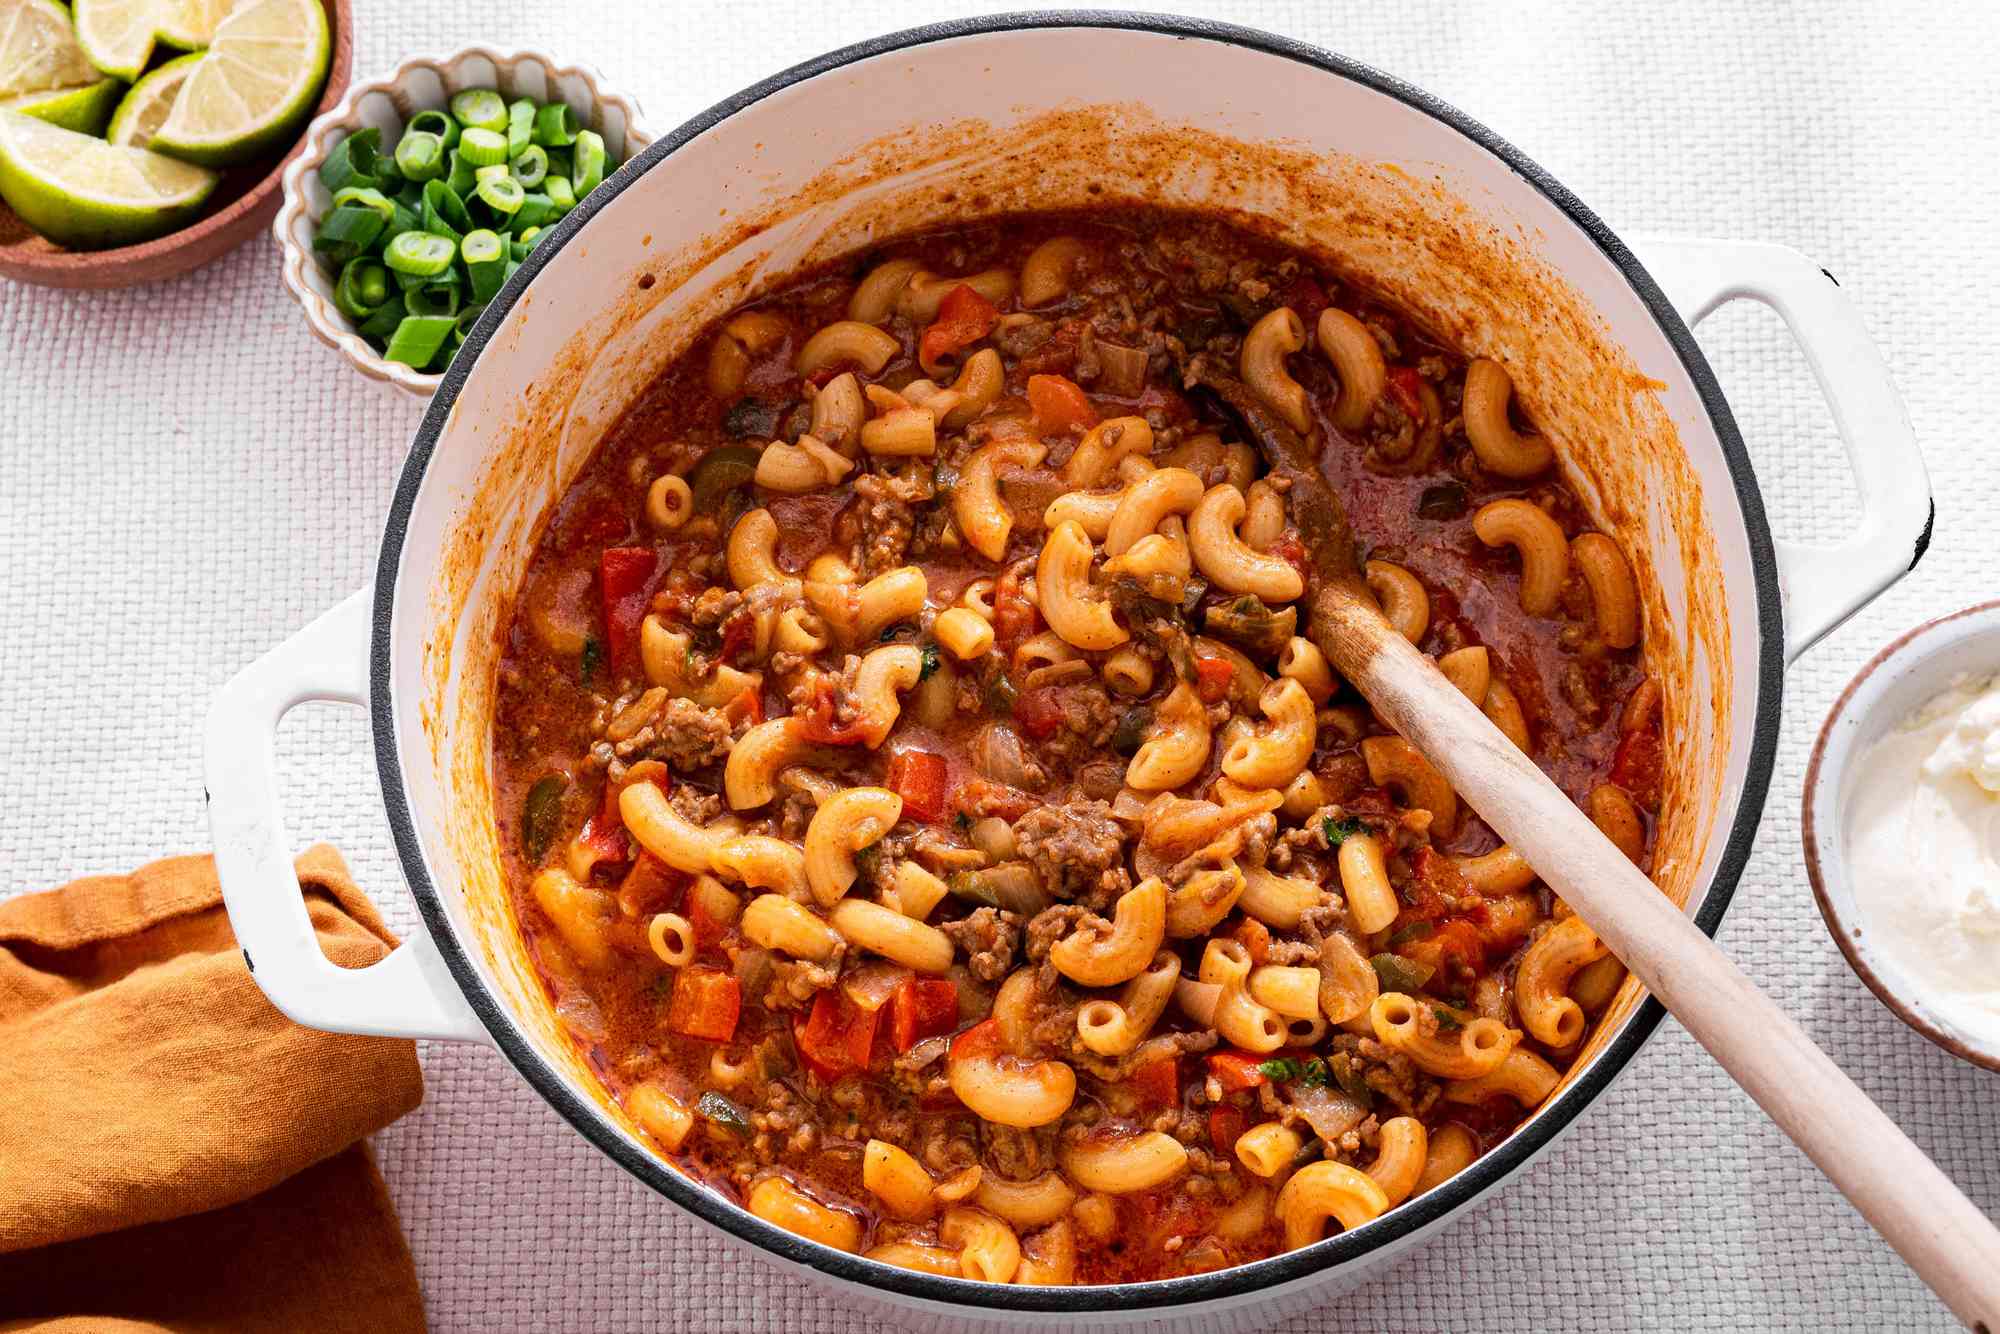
[507,97,535,158]
[370,154,403,193]
[532,101,578,147]
[520,226,542,246]
[452,302,484,347]
[393,129,445,182]
[509,192,554,234]
[462,228,507,303]
[570,130,605,195]
[334,257,391,317]
[508,237,531,262]
[458,126,507,167]
[404,278,460,319]
[358,300,405,340]
[331,185,393,218]
[384,314,456,369]
[509,143,547,188]
[384,199,421,242]
[445,148,476,195]
[473,161,511,184]
[317,127,379,193]
[543,145,571,180]
[474,173,524,217]
[543,174,575,213]
[449,88,507,133]
[406,108,458,151]
[384,228,456,277]
[311,203,386,266]
[421,178,472,239]
[395,177,426,210]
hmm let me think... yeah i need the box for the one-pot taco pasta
[491,210,1662,1285]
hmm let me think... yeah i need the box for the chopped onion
[969,816,1017,863]
[1289,1083,1369,1144]
[950,862,1052,915]
[843,961,912,1012]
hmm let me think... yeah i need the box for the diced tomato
[990,568,1040,651]
[796,679,867,746]
[616,853,683,919]
[1232,916,1272,965]
[1206,1050,1268,1092]
[796,988,883,1079]
[729,685,765,726]
[951,777,1039,823]
[1401,846,1466,923]
[918,283,1000,370]
[950,1017,1005,1061]
[718,612,755,665]
[1609,729,1664,810]
[1386,366,1427,422]
[663,966,741,1043]
[1193,654,1236,704]
[1013,686,1064,740]
[886,749,949,823]
[1279,276,1328,326]
[891,975,960,1053]
[599,547,658,678]
[1131,1055,1179,1109]
[1269,532,1312,590]
[1209,1105,1248,1157]
[1429,917,1488,976]
[685,891,728,954]
[1026,373,1098,435]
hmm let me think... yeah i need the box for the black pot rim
[371,9,1785,1314]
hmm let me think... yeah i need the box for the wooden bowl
[0,0,352,289]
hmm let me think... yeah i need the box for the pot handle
[1628,236,1933,662]
[205,588,491,1045]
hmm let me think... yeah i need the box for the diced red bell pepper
[950,1017,1005,1062]
[990,568,1040,651]
[599,547,657,678]
[1269,532,1312,590]
[664,966,741,1043]
[1192,654,1236,704]
[1386,366,1427,422]
[950,778,1039,823]
[918,283,999,370]
[1026,373,1098,435]
[891,975,960,1053]
[796,988,882,1079]
[1209,1105,1248,1156]
[886,749,949,824]
[718,611,755,665]
[1013,686,1064,740]
[1131,1055,1180,1110]
[616,853,683,919]
[1207,1050,1269,1092]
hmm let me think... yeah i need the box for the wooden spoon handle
[1321,595,2000,1331]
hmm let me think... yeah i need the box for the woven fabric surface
[1,1,1993,1329]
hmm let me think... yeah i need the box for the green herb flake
[521,773,568,862]
[1257,1057,1333,1087]
[1322,814,1366,847]
[579,637,603,686]
[695,1090,750,1136]
[954,811,973,833]
[1431,1006,1463,1032]
[919,643,942,681]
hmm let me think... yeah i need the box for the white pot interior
[378,18,1768,1305]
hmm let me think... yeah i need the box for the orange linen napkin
[0,846,427,1333]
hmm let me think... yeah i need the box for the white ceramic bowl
[1803,601,2000,1073]
[212,16,1934,1330]
[275,47,653,396]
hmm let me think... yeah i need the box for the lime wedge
[71,0,227,82]
[0,107,215,247]
[147,0,324,167]
[0,0,101,97]
[0,74,121,131]
[103,45,194,144]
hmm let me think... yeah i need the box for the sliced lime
[103,45,193,144]
[71,0,225,82]
[0,0,101,97]
[0,74,120,132]
[0,107,215,247]
[148,0,324,167]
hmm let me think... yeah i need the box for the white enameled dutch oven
[205,15,1933,1331]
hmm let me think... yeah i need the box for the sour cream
[1847,675,2000,1043]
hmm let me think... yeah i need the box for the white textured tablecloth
[3,2,1995,1329]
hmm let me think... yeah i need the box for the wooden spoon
[1194,364,2000,1330]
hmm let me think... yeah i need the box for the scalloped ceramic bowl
[275,47,651,395]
